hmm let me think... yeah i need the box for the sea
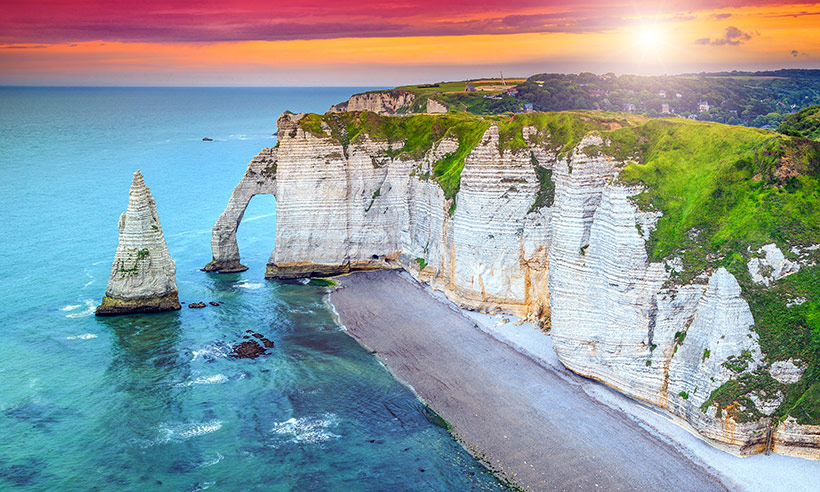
[0,87,509,491]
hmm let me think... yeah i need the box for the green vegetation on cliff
[617,119,820,424]
[298,111,491,201]
[778,105,820,141]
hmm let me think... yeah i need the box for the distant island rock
[96,170,181,316]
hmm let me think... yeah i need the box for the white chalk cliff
[207,111,819,459]
[330,90,416,115]
[97,171,180,315]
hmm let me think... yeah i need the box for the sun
[635,23,666,56]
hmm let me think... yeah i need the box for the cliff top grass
[297,110,652,200]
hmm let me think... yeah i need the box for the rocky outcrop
[208,111,819,459]
[426,99,448,113]
[96,171,180,315]
[204,147,277,273]
[330,90,415,115]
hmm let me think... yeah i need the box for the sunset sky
[1,1,819,86]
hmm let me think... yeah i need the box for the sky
[0,0,819,86]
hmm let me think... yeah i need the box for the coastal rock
[204,146,277,273]
[208,111,819,459]
[96,171,180,315]
[426,99,448,113]
[230,341,266,359]
[188,302,206,309]
[770,359,805,384]
[330,90,416,115]
[747,243,800,286]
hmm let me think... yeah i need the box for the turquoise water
[0,87,509,491]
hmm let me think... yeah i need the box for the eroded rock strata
[208,110,820,459]
[97,171,180,315]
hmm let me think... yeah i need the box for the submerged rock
[188,302,206,309]
[230,341,266,359]
[96,171,181,316]
[230,331,274,358]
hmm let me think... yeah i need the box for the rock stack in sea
[96,170,181,316]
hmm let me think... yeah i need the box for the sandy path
[330,270,733,492]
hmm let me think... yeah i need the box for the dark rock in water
[251,333,263,339]
[261,338,274,348]
[208,301,220,306]
[202,137,213,141]
[242,335,250,339]
[230,340,266,359]
[188,302,206,309]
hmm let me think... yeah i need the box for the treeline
[513,70,820,129]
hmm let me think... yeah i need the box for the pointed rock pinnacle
[96,170,181,315]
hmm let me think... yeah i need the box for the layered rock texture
[330,90,416,115]
[97,171,180,315]
[209,110,820,459]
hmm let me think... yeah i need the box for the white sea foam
[65,300,96,318]
[154,420,223,444]
[198,453,224,468]
[271,413,340,444]
[242,212,276,222]
[177,374,229,387]
[66,333,98,340]
[190,344,231,362]
[61,304,81,312]
[237,281,264,290]
[297,278,310,285]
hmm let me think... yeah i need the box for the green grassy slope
[778,105,820,141]
[617,120,820,424]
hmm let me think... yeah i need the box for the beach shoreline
[329,269,739,492]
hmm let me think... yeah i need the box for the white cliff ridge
[207,111,820,459]
[97,170,180,315]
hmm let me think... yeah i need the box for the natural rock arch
[204,147,277,273]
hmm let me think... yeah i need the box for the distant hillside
[778,105,820,140]
[333,70,820,130]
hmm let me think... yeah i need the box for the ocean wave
[271,413,340,444]
[190,342,232,362]
[142,420,223,446]
[237,281,264,290]
[61,304,81,312]
[66,333,98,340]
[83,269,95,288]
[65,300,96,318]
[198,453,224,468]
[177,374,229,387]
[242,212,276,222]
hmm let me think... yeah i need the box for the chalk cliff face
[97,171,180,315]
[208,111,819,459]
[330,90,416,115]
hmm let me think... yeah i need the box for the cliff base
[203,259,249,273]
[95,292,181,316]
